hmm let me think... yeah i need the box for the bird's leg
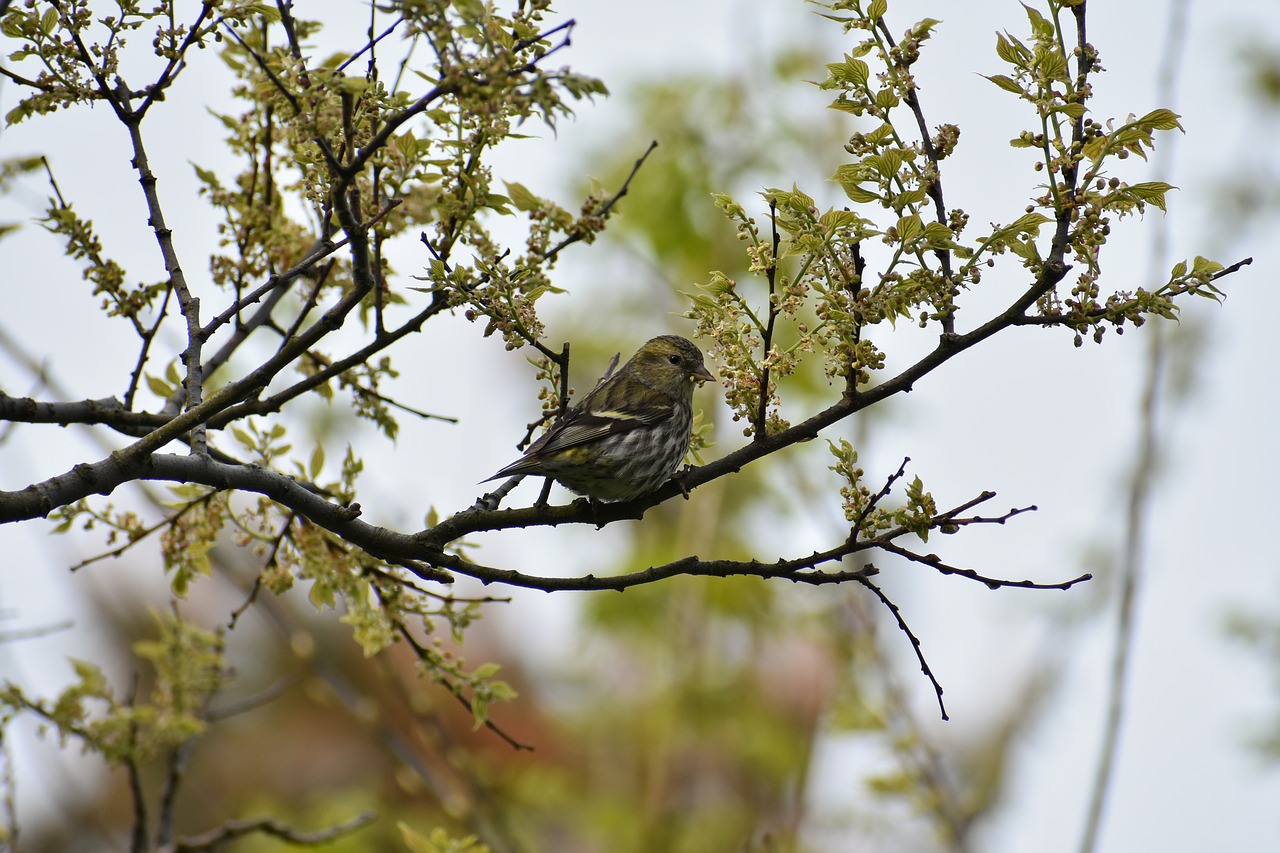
[672,466,694,500]
[535,476,555,508]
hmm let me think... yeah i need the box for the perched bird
[485,336,715,502]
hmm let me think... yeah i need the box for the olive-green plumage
[486,336,715,502]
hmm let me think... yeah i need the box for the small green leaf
[827,97,865,116]
[503,181,542,213]
[896,213,923,244]
[825,55,870,87]
[309,444,325,480]
[983,74,1025,95]
[867,0,888,21]
[840,182,881,204]
[922,222,954,246]
[1022,3,1053,39]
[452,0,486,20]
[472,662,502,679]
[995,32,1029,65]
[1009,211,1051,234]
[1190,255,1224,277]
[145,374,175,398]
[1126,181,1176,212]
[1137,108,1183,132]
[231,426,255,449]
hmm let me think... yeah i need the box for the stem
[754,200,781,438]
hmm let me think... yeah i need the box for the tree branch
[165,811,375,853]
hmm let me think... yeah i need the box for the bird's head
[629,335,716,395]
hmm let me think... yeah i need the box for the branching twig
[875,17,956,336]
[857,572,949,720]
[166,811,376,853]
[877,541,1090,592]
[337,16,405,74]
[542,139,658,265]
[396,625,533,752]
[754,199,781,438]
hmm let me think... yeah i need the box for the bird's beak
[693,365,716,384]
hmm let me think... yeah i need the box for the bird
[484,335,715,502]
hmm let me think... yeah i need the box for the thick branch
[0,454,1086,598]
[431,256,1081,544]
[118,112,205,447]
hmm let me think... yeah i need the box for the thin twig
[337,16,405,73]
[542,140,658,265]
[396,625,533,752]
[857,573,949,720]
[754,199,780,439]
[167,811,376,853]
[875,17,956,335]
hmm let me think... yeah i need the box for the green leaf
[983,74,1024,95]
[309,444,325,480]
[830,165,881,205]
[825,55,870,87]
[911,18,942,39]
[503,181,542,213]
[1034,46,1070,84]
[845,185,882,204]
[995,32,1029,65]
[452,0,486,21]
[310,580,335,610]
[827,98,864,116]
[168,484,208,500]
[231,426,255,449]
[484,193,513,216]
[921,222,954,246]
[145,374,174,398]
[1126,181,1176,212]
[1190,255,1224,277]
[399,823,436,853]
[867,0,888,21]
[867,149,903,177]
[896,213,922,244]
[1009,211,1050,234]
[820,209,871,232]
[1022,3,1053,40]
[1137,108,1183,132]
[472,662,502,679]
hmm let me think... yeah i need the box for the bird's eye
[668,354,682,365]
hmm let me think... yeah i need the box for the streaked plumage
[485,336,715,502]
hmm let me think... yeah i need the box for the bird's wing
[530,403,672,456]
[483,403,674,482]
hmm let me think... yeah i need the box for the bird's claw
[672,466,694,499]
